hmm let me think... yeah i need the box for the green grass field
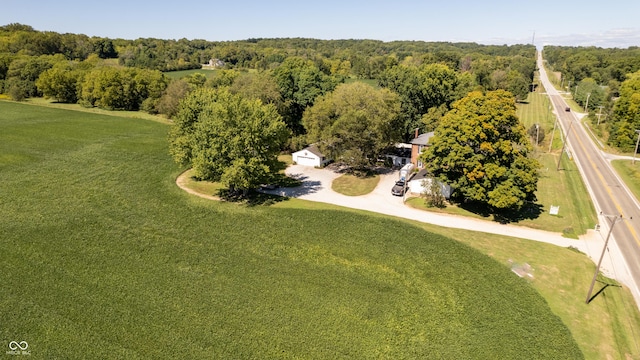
[163,68,218,79]
[331,174,380,196]
[0,101,586,358]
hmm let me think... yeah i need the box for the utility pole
[549,119,557,153]
[531,31,535,45]
[584,93,591,112]
[536,123,540,146]
[596,106,604,125]
[548,106,557,153]
[633,130,640,165]
[586,214,628,303]
[556,117,574,171]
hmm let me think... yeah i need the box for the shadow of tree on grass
[217,188,291,207]
[456,200,544,224]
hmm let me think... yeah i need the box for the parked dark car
[391,180,406,196]
[565,107,571,112]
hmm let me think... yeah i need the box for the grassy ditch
[611,160,640,202]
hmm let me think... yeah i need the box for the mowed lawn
[516,91,597,236]
[332,173,380,196]
[163,68,218,80]
[0,102,583,359]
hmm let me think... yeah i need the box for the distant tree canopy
[544,46,640,85]
[609,71,640,150]
[2,23,542,140]
[303,82,401,170]
[544,45,640,151]
[79,67,167,111]
[423,90,540,212]
[168,88,290,193]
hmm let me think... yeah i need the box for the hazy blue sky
[2,0,639,47]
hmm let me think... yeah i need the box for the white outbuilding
[292,144,330,167]
[408,169,452,199]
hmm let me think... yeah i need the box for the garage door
[295,155,318,167]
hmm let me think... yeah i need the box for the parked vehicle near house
[399,163,414,181]
[391,180,406,196]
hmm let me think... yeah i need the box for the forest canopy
[543,45,640,150]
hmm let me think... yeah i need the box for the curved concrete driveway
[264,164,633,290]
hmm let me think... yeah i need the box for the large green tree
[574,77,605,111]
[423,90,540,211]
[229,71,282,109]
[168,88,290,194]
[5,54,61,100]
[155,79,191,119]
[79,67,167,111]
[378,63,462,141]
[609,70,640,150]
[302,82,401,170]
[272,57,340,135]
[36,61,86,103]
[489,69,530,102]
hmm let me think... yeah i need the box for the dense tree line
[2,23,542,209]
[0,24,537,141]
[1,23,536,79]
[544,45,640,85]
[544,45,640,150]
[609,70,640,151]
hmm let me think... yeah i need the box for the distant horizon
[3,0,639,49]
[6,22,640,51]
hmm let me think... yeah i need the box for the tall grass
[0,101,582,358]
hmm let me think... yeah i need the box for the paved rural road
[538,52,640,305]
[258,164,636,298]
